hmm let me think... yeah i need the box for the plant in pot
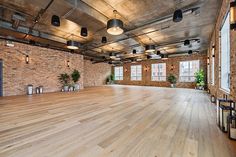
[167,74,177,88]
[106,74,115,84]
[58,73,70,92]
[71,69,80,91]
[195,69,205,90]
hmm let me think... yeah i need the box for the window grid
[179,60,200,82]
[114,66,123,80]
[151,63,166,81]
[220,12,230,92]
[131,65,142,81]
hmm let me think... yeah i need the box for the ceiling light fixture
[173,9,183,22]
[230,1,236,30]
[184,39,190,46]
[81,27,88,37]
[132,49,137,54]
[107,10,124,35]
[188,50,193,54]
[67,40,79,50]
[156,50,161,55]
[51,15,60,27]
[101,36,107,43]
[145,45,155,53]
[161,54,168,60]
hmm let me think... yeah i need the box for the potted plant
[195,69,205,90]
[71,69,80,91]
[106,74,115,84]
[58,73,70,92]
[167,74,177,88]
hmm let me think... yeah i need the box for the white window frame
[114,66,123,80]
[131,65,142,81]
[151,63,166,81]
[179,60,200,82]
[220,12,230,92]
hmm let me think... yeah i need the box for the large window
[179,60,200,82]
[131,65,142,81]
[220,12,230,92]
[151,63,166,81]
[211,47,215,85]
[114,66,123,80]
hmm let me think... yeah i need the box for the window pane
[220,12,230,91]
[179,60,199,82]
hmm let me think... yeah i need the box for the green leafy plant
[58,73,70,86]
[195,69,205,88]
[106,74,115,84]
[71,69,80,83]
[167,74,177,84]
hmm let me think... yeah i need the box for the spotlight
[101,36,107,43]
[184,39,190,46]
[51,15,60,27]
[188,50,193,54]
[173,9,183,22]
[132,49,137,54]
[81,27,88,37]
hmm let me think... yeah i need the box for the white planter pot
[64,86,69,92]
[170,84,175,88]
[74,83,80,91]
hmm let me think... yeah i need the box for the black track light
[101,36,107,43]
[173,9,183,22]
[161,54,168,60]
[81,27,88,37]
[132,49,137,54]
[147,55,152,59]
[188,50,193,54]
[51,15,60,27]
[184,39,190,46]
[156,50,161,55]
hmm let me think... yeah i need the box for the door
[0,60,2,96]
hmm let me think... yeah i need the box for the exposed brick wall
[0,41,84,96]
[115,53,207,89]
[207,0,236,101]
[84,60,111,87]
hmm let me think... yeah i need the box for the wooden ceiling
[0,0,221,62]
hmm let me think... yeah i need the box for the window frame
[220,11,230,92]
[179,60,200,82]
[114,66,123,81]
[151,63,166,81]
[131,65,142,81]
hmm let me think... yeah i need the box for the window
[179,60,200,82]
[220,12,230,92]
[151,63,166,81]
[114,66,123,80]
[131,65,142,81]
[211,48,215,85]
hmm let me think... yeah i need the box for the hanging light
[107,10,124,35]
[145,45,155,53]
[81,27,88,37]
[156,50,161,55]
[230,1,236,30]
[132,49,137,54]
[188,50,193,54]
[67,40,79,50]
[101,36,107,43]
[51,15,60,27]
[161,54,168,60]
[173,9,183,22]
[25,55,29,64]
[184,39,190,46]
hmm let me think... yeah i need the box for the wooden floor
[0,85,236,157]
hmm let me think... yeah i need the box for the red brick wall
[0,41,84,96]
[208,0,236,101]
[84,60,111,87]
[115,53,207,88]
